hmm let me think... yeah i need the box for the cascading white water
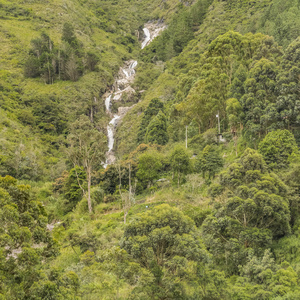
[105,94,112,112]
[104,60,138,167]
[141,28,151,49]
[141,22,167,50]
[122,69,129,78]
[130,60,138,71]
[104,22,166,167]
[108,115,120,151]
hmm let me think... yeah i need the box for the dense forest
[0,0,300,299]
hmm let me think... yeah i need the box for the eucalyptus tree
[203,148,291,274]
[258,129,298,169]
[67,115,106,213]
[170,146,191,187]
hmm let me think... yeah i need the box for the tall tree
[203,148,291,274]
[67,115,106,213]
[145,111,168,145]
[136,151,162,189]
[258,129,298,169]
[137,98,164,144]
[226,98,243,156]
[195,145,224,180]
[276,37,300,131]
[62,22,79,49]
[0,176,60,298]
[170,146,191,187]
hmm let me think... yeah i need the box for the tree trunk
[234,134,238,156]
[90,105,93,123]
[58,49,61,80]
[124,211,128,224]
[87,166,92,214]
[129,163,132,196]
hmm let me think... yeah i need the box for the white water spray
[122,68,129,78]
[108,115,120,151]
[104,22,166,167]
[104,60,138,166]
[141,22,167,50]
[141,28,151,49]
[105,94,112,112]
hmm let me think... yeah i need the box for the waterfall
[122,68,129,78]
[130,60,138,70]
[108,115,120,151]
[104,60,138,167]
[141,22,167,50]
[141,28,151,49]
[104,21,166,168]
[105,94,112,112]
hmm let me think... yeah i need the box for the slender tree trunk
[87,166,92,214]
[129,163,132,196]
[90,105,93,123]
[234,134,238,156]
[124,211,128,224]
[58,49,61,80]
[74,165,85,195]
[47,57,51,84]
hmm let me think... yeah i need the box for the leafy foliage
[145,111,169,145]
[259,130,298,169]
[0,176,78,299]
[203,148,291,274]
[195,145,224,180]
[170,146,191,187]
[1,0,300,298]
[137,98,164,144]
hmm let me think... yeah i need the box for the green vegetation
[1,0,300,299]
[25,24,100,83]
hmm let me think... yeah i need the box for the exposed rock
[113,86,136,102]
[141,21,167,49]
[104,21,166,167]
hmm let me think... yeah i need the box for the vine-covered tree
[63,166,87,213]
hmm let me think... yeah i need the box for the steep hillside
[0,0,187,180]
[1,0,300,299]
[116,0,300,155]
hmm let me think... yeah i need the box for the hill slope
[0,0,300,299]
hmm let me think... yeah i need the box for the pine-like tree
[145,111,168,145]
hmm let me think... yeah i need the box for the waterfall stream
[104,61,138,167]
[141,28,151,49]
[104,22,166,168]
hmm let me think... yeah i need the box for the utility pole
[216,111,221,143]
[217,111,220,135]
